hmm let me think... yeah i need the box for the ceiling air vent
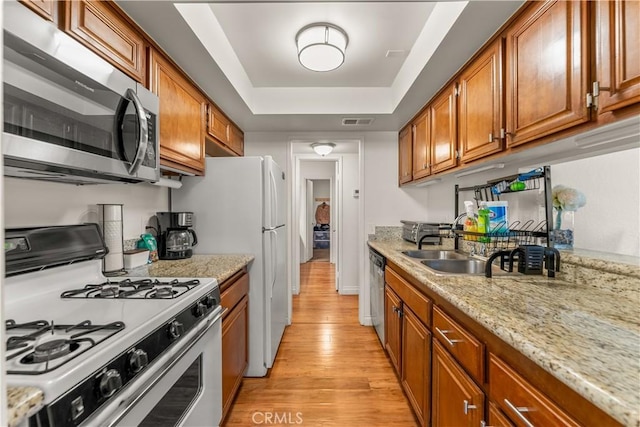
[342,118,374,126]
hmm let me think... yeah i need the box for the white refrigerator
[172,156,288,377]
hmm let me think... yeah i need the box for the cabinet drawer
[221,272,249,319]
[433,306,484,383]
[489,354,580,427]
[385,267,431,326]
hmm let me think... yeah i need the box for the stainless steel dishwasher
[369,247,386,347]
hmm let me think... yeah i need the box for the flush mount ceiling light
[296,23,348,72]
[311,142,336,156]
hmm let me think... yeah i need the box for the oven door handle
[87,306,223,427]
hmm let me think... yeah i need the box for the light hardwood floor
[222,261,418,426]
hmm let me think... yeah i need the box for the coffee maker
[156,212,198,260]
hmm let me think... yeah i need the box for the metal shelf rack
[453,165,554,251]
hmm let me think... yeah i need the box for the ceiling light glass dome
[296,23,348,72]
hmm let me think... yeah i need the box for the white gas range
[4,224,223,427]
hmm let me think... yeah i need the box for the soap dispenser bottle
[463,201,478,241]
[477,202,491,243]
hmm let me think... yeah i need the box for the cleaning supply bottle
[463,201,478,241]
[477,202,491,243]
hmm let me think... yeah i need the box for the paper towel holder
[98,203,126,276]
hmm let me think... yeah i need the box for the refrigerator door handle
[269,168,278,227]
[265,229,277,298]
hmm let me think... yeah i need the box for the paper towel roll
[98,204,124,273]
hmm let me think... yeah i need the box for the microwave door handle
[124,88,149,175]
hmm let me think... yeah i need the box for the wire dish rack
[454,166,553,253]
[454,220,548,252]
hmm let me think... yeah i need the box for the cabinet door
[384,285,402,374]
[412,110,431,180]
[505,1,590,147]
[19,0,56,21]
[228,125,245,156]
[207,104,230,145]
[63,1,146,83]
[221,295,248,421]
[459,39,504,163]
[432,340,484,427]
[489,354,580,427]
[401,306,431,427]
[595,0,640,113]
[488,402,515,427]
[430,85,458,173]
[398,125,413,184]
[149,50,206,175]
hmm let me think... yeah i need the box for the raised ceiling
[116,1,525,133]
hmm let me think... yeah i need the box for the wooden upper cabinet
[206,104,244,156]
[401,306,431,427]
[63,0,146,83]
[412,110,430,180]
[432,340,485,427]
[458,39,504,163]
[228,125,245,156]
[595,0,640,113]
[20,0,56,21]
[207,104,231,145]
[505,1,590,148]
[430,84,458,173]
[149,49,206,175]
[398,125,413,185]
[384,285,402,375]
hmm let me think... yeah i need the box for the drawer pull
[504,399,535,427]
[435,327,463,346]
[463,399,477,415]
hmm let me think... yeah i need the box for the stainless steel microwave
[2,2,159,185]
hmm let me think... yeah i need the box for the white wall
[313,180,330,201]
[551,148,640,256]
[3,178,169,242]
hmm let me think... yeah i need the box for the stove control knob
[204,295,217,308]
[193,301,206,317]
[129,349,149,373]
[99,369,122,398]
[168,320,184,340]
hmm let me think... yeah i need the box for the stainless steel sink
[402,250,469,260]
[421,259,493,275]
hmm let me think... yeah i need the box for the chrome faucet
[450,212,468,235]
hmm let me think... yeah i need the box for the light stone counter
[7,387,44,427]
[126,254,254,283]
[5,254,253,426]
[369,237,640,427]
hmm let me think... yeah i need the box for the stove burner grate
[60,278,201,299]
[4,320,126,374]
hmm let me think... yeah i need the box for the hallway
[222,261,418,426]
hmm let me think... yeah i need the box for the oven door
[87,308,223,427]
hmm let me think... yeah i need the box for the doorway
[290,140,362,301]
[309,179,331,262]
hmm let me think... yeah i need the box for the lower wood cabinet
[401,306,431,427]
[384,285,402,374]
[432,340,485,427]
[488,401,515,427]
[220,271,249,422]
[489,353,580,427]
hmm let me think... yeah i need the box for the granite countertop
[369,237,640,427]
[6,254,253,427]
[126,254,254,283]
[7,387,44,427]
